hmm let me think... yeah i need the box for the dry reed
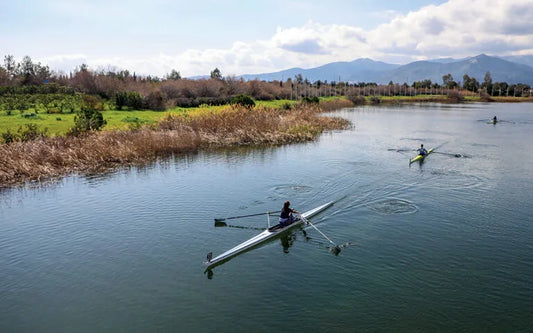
[0,103,350,188]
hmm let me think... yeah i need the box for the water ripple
[366,198,418,215]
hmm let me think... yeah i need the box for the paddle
[214,211,279,223]
[433,151,463,158]
[299,214,341,253]
[214,221,265,230]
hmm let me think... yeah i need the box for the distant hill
[499,55,533,68]
[237,54,533,85]
[240,58,399,83]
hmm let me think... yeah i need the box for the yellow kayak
[410,148,434,164]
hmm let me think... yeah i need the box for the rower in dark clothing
[279,201,299,227]
[417,144,428,156]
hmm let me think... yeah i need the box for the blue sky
[1,0,531,77]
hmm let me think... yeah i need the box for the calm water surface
[1,103,532,332]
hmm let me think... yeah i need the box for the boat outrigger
[205,201,334,269]
[409,148,434,164]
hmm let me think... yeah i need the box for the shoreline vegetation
[0,99,352,188]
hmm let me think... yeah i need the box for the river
[1,102,532,332]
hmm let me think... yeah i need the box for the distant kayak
[410,148,434,164]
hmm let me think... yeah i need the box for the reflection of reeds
[0,104,350,187]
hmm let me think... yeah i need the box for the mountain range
[239,54,533,85]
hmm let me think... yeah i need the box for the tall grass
[0,102,350,187]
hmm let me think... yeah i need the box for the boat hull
[410,148,434,164]
[205,201,334,268]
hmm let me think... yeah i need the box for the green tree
[73,108,106,133]
[166,69,181,80]
[210,68,222,80]
[492,82,508,96]
[482,71,493,95]
[442,73,457,89]
[4,55,16,80]
[230,94,255,108]
[462,74,479,92]
[71,95,106,133]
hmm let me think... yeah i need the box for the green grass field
[0,106,219,137]
[0,101,295,137]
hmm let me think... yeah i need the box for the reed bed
[0,103,350,187]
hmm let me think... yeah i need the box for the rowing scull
[409,147,434,164]
[205,201,334,268]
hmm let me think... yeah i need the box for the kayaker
[279,201,298,227]
[417,144,428,156]
[493,116,497,122]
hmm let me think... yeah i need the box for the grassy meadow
[0,101,301,137]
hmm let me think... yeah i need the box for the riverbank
[0,100,352,188]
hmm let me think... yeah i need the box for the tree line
[1,55,531,115]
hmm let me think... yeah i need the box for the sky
[1,0,532,77]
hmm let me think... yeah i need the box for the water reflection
[205,227,304,279]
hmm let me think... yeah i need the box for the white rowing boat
[205,201,334,268]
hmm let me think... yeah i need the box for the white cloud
[39,0,533,77]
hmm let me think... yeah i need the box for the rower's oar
[433,151,463,158]
[214,211,279,223]
[300,215,340,253]
[214,222,265,230]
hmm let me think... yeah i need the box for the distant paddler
[410,144,434,165]
[492,116,498,123]
[417,144,428,156]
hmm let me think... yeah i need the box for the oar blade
[329,246,341,256]
[214,220,228,227]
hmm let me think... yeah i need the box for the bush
[115,91,143,110]
[346,91,366,105]
[144,91,166,111]
[1,129,17,144]
[70,108,106,135]
[230,94,255,108]
[1,124,48,143]
[301,96,319,104]
[21,112,40,119]
[369,96,381,104]
[281,102,292,110]
[82,94,104,111]
[447,91,464,103]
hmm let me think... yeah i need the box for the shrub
[447,91,464,103]
[281,102,292,110]
[301,96,319,104]
[115,91,143,110]
[230,94,255,108]
[1,124,48,143]
[21,112,40,119]
[18,123,48,142]
[70,108,106,135]
[346,91,366,105]
[369,96,381,104]
[144,91,166,110]
[1,129,17,144]
[82,94,104,111]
